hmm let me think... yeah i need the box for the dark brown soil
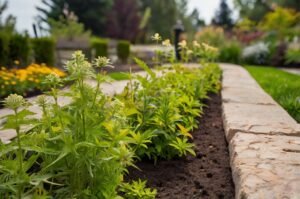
[127,93,235,199]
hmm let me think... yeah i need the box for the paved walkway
[280,68,300,75]
[221,63,300,198]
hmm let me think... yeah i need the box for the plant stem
[91,79,100,109]
[14,109,23,199]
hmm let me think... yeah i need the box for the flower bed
[0,64,66,99]
[0,37,233,198]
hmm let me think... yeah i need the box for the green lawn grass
[108,72,130,80]
[246,66,300,122]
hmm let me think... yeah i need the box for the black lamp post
[173,20,184,61]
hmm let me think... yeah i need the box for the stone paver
[280,68,300,76]
[222,102,300,141]
[221,64,300,141]
[221,63,300,199]
[230,132,300,199]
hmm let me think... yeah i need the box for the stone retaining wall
[221,64,300,199]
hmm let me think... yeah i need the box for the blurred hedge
[117,40,130,63]
[219,42,241,64]
[8,34,30,67]
[0,33,10,66]
[90,37,108,57]
[31,37,56,66]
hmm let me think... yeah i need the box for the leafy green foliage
[90,37,109,58]
[219,41,242,64]
[117,40,131,63]
[0,37,221,197]
[246,66,300,122]
[117,59,221,160]
[195,26,225,48]
[285,48,300,64]
[0,52,152,198]
[31,37,56,66]
[120,179,157,199]
[259,7,300,39]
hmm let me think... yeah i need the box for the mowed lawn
[246,66,300,123]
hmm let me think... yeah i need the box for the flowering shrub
[0,64,65,98]
[242,42,269,65]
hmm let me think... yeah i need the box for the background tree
[36,0,112,36]
[212,0,234,29]
[139,0,178,39]
[105,0,141,42]
[139,0,203,41]
[275,0,300,12]
[234,0,271,22]
[259,6,300,40]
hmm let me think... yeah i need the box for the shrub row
[0,34,131,68]
[0,34,56,67]
[90,37,131,62]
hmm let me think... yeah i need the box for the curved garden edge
[220,63,300,199]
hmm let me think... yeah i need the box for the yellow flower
[11,81,16,85]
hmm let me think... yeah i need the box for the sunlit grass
[246,66,300,122]
[108,72,130,81]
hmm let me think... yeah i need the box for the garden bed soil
[127,93,235,199]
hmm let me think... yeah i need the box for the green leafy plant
[116,56,221,161]
[0,34,222,197]
[219,41,242,64]
[0,52,153,198]
[120,179,157,199]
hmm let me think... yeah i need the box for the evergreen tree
[213,0,233,29]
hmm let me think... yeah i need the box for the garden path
[221,63,300,198]
[280,68,300,75]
